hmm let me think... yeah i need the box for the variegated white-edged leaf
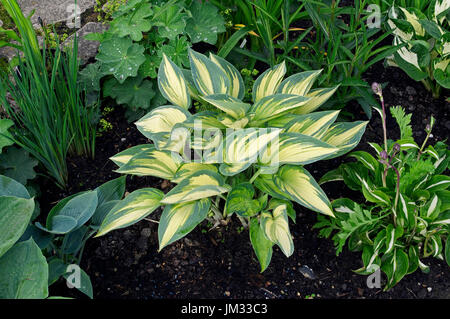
[189,49,230,96]
[219,162,252,176]
[321,121,368,158]
[116,146,182,180]
[283,110,340,139]
[202,94,250,119]
[182,111,227,129]
[158,54,191,109]
[181,68,200,100]
[254,174,289,200]
[96,188,164,237]
[158,198,210,250]
[209,53,245,99]
[293,86,339,114]
[172,163,218,183]
[348,151,380,172]
[135,105,191,143]
[425,175,450,192]
[278,70,322,96]
[252,61,286,103]
[421,194,441,219]
[273,165,334,216]
[259,132,338,167]
[249,94,310,126]
[260,204,294,257]
[162,124,191,154]
[218,114,249,129]
[223,128,281,165]
[191,128,223,151]
[267,113,299,128]
[161,170,231,204]
[361,179,391,206]
[110,144,152,168]
[399,8,425,36]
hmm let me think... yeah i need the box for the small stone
[405,86,416,95]
[427,287,432,292]
[224,291,231,297]
[121,138,126,142]
[299,265,317,280]
[140,228,152,238]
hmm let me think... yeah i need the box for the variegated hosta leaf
[223,128,281,165]
[202,94,250,119]
[249,217,273,272]
[254,174,289,200]
[219,162,252,176]
[96,188,164,237]
[116,146,182,180]
[158,54,191,109]
[321,121,368,159]
[161,170,231,204]
[110,144,152,168]
[135,105,191,144]
[218,114,249,129]
[273,165,334,216]
[260,204,294,257]
[189,49,230,96]
[181,68,200,100]
[158,198,210,250]
[259,132,338,167]
[252,61,286,103]
[191,128,223,150]
[172,163,218,183]
[283,110,340,139]
[399,8,425,36]
[278,70,322,96]
[183,111,227,130]
[293,86,339,114]
[209,53,245,99]
[162,124,191,154]
[249,94,310,126]
[267,113,299,128]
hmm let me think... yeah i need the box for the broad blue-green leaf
[0,147,38,185]
[158,198,210,250]
[63,266,93,299]
[96,188,164,237]
[0,239,48,298]
[0,174,30,199]
[0,196,35,258]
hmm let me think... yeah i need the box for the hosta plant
[386,0,450,97]
[95,48,368,271]
[315,84,450,290]
[84,0,226,121]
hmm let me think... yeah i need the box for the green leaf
[96,188,164,237]
[0,147,38,185]
[0,196,35,258]
[249,217,273,272]
[103,76,155,109]
[37,191,98,234]
[185,1,225,45]
[78,62,103,92]
[154,4,187,40]
[0,174,30,199]
[63,266,93,299]
[226,182,261,217]
[158,198,210,250]
[445,237,450,267]
[390,106,413,140]
[0,239,48,299]
[110,3,153,41]
[382,249,409,290]
[97,37,146,84]
[159,36,190,68]
[0,118,14,153]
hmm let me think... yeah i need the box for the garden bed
[45,62,449,299]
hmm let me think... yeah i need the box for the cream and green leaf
[100,49,368,272]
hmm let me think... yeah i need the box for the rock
[140,228,152,238]
[299,265,317,280]
[62,22,108,63]
[405,86,416,95]
[18,0,96,26]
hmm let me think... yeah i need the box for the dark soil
[42,62,450,299]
